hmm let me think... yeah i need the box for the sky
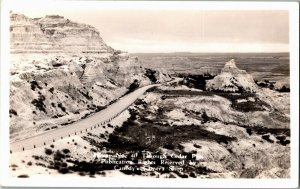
[9,1,290,53]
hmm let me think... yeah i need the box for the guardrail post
[10,150,12,154]
[34,145,36,148]
[69,134,70,137]
[75,132,76,135]
[22,147,24,151]
[61,137,63,139]
[53,139,55,142]
[44,142,46,145]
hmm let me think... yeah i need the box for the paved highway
[10,79,179,152]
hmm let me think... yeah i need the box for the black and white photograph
[0,0,299,188]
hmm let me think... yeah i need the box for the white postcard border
[1,1,299,188]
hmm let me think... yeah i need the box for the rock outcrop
[9,13,171,141]
[206,59,258,92]
[10,13,113,53]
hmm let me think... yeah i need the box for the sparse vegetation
[100,107,236,153]
[31,94,47,113]
[217,93,270,112]
[145,68,157,83]
[126,79,140,94]
[179,73,215,90]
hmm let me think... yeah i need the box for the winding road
[10,79,179,153]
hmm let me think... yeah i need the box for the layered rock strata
[9,13,170,141]
[206,59,258,92]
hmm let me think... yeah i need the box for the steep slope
[9,13,170,141]
[206,59,258,92]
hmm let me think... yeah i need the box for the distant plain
[134,52,289,82]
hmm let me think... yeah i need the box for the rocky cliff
[9,13,170,141]
[10,13,113,53]
[206,59,258,92]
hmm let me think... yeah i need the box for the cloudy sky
[10,1,289,53]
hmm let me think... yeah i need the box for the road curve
[10,82,165,153]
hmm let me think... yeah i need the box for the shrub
[30,80,42,91]
[193,144,202,149]
[45,148,53,155]
[62,148,70,154]
[11,164,18,168]
[31,94,47,113]
[54,150,65,161]
[32,155,40,160]
[277,85,290,92]
[90,148,97,152]
[58,167,70,174]
[262,134,274,143]
[9,109,18,116]
[17,174,29,178]
[53,161,61,169]
[126,79,140,94]
[61,162,68,167]
[57,103,66,112]
[246,128,252,135]
[163,143,175,150]
[145,68,157,83]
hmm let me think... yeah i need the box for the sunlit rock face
[9,13,171,141]
[10,13,113,53]
[206,59,258,92]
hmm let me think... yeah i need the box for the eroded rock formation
[9,13,170,141]
[206,59,258,92]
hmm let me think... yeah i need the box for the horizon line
[130,51,289,54]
